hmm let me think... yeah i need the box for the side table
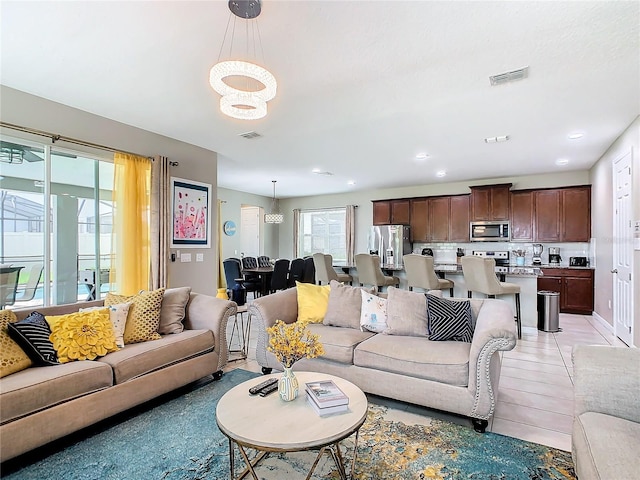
[227,305,250,361]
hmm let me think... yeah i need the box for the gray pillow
[384,287,429,337]
[323,280,370,329]
[158,287,191,335]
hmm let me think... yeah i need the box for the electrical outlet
[196,253,204,262]
[180,253,192,263]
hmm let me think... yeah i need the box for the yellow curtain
[218,200,226,289]
[110,152,151,295]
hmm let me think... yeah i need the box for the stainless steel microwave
[470,221,510,242]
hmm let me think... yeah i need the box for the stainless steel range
[472,251,510,273]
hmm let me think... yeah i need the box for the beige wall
[590,115,640,347]
[0,86,220,296]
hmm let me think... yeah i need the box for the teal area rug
[4,369,575,479]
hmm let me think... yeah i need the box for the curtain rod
[0,121,178,166]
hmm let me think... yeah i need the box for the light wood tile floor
[224,306,626,452]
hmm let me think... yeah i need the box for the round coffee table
[216,371,367,479]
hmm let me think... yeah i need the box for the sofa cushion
[0,360,113,424]
[384,287,428,337]
[323,281,369,329]
[0,310,33,378]
[7,311,59,366]
[353,333,471,386]
[426,294,474,342]
[159,287,191,335]
[296,282,331,323]
[96,329,214,384]
[47,310,120,363]
[80,302,131,348]
[573,412,640,480]
[105,288,165,344]
[360,290,388,333]
[307,323,376,364]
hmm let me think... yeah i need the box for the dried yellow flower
[266,319,324,368]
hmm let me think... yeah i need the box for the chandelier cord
[216,12,234,64]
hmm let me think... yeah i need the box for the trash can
[537,290,561,332]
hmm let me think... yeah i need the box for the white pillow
[360,290,388,333]
[80,302,131,348]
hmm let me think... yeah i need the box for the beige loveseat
[572,345,639,480]
[0,291,235,463]
[249,284,517,432]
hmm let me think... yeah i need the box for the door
[240,206,262,258]
[613,151,634,346]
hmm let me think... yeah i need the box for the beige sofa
[0,292,235,463]
[572,345,639,480]
[249,286,517,432]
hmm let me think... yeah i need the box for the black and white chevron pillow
[7,311,59,366]
[425,294,474,342]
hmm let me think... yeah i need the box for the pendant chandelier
[264,180,284,224]
[209,0,277,120]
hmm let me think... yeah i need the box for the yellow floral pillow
[296,282,331,323]
[105,288,165,344]
[47,310,119,363]
[0,310,33,377]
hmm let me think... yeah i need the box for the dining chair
[0,266,24,309]
[14,263,44,303]
[234,258,261,299]
[461,255,521,339]
[354,254,399,292]
[270,259,290,293]
[312,253,352,285]
[257,256,271,268]
[403,254,454,296]
[301,257,316,284]
[287,258,305,288]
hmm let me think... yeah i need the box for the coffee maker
[549,247,562,265]
[532,244,543,265]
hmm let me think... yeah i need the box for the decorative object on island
[512,249,526,266]
[264,180,284,224]
[266,319,324,401]
[209,0,277,120]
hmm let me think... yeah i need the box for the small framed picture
[170,177,211,248]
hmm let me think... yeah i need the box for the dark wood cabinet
[409,199,429,241]
[373,200,410,225]
[561,187,591,242]
[510,191,534,241]
[539,268,594,314]
[470,184,511,221]
[429,197,450,242]
[534,189,562,241]
[449,195,470,242]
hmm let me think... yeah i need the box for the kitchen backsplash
[412,240,594,267]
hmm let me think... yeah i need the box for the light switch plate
[196,253,204,262]
[180,253,192,262]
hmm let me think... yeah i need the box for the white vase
[278,367,299,401]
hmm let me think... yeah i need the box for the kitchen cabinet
[372,200,410,225]
[409,199,429,241]
[538,268,594,314]
[510,191,534,241]
[470,184,511,221]
[429,197,450,241]
[449,195,470,242]
[534,189,562,241]
[409,195,470,242]
[533,186,591,242]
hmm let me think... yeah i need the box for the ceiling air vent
[238,131,262,139]
[489,66,529,86]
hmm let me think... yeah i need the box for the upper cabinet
[449,195,471,242]
[534,189,562,241]
[561,187,591,241]
[372,199,410,225]
[470,184,511,221]
[409,195,470,243]
[510,191,534,241]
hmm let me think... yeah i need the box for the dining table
[242,266,274,296]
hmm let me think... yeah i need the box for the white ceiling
[1,1,638,198]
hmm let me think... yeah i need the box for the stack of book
[305,380,349,416]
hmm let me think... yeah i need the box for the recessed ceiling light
[415,152,429,160]
[484,135,509,143]
[568,132,584,140]
[347,180,356,186]
[311,168,321,173]
[436,170,447,177]
[555,158,570,166]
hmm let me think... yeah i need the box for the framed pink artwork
[170,177,211,248]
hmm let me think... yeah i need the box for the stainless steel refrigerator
[367,225,412,268]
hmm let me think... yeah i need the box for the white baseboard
[592,311,614,333]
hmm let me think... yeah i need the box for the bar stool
[354,253,399,292]
[403,254,454,296]
[312,253,352,285]
[461,256,521,339]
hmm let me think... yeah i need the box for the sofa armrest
[248,288,298,368]
[573,344,640,423]
[184,293,236,372]
[468,299,517,418]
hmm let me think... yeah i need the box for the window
[0,136,114,308]
[298,208,347,263]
